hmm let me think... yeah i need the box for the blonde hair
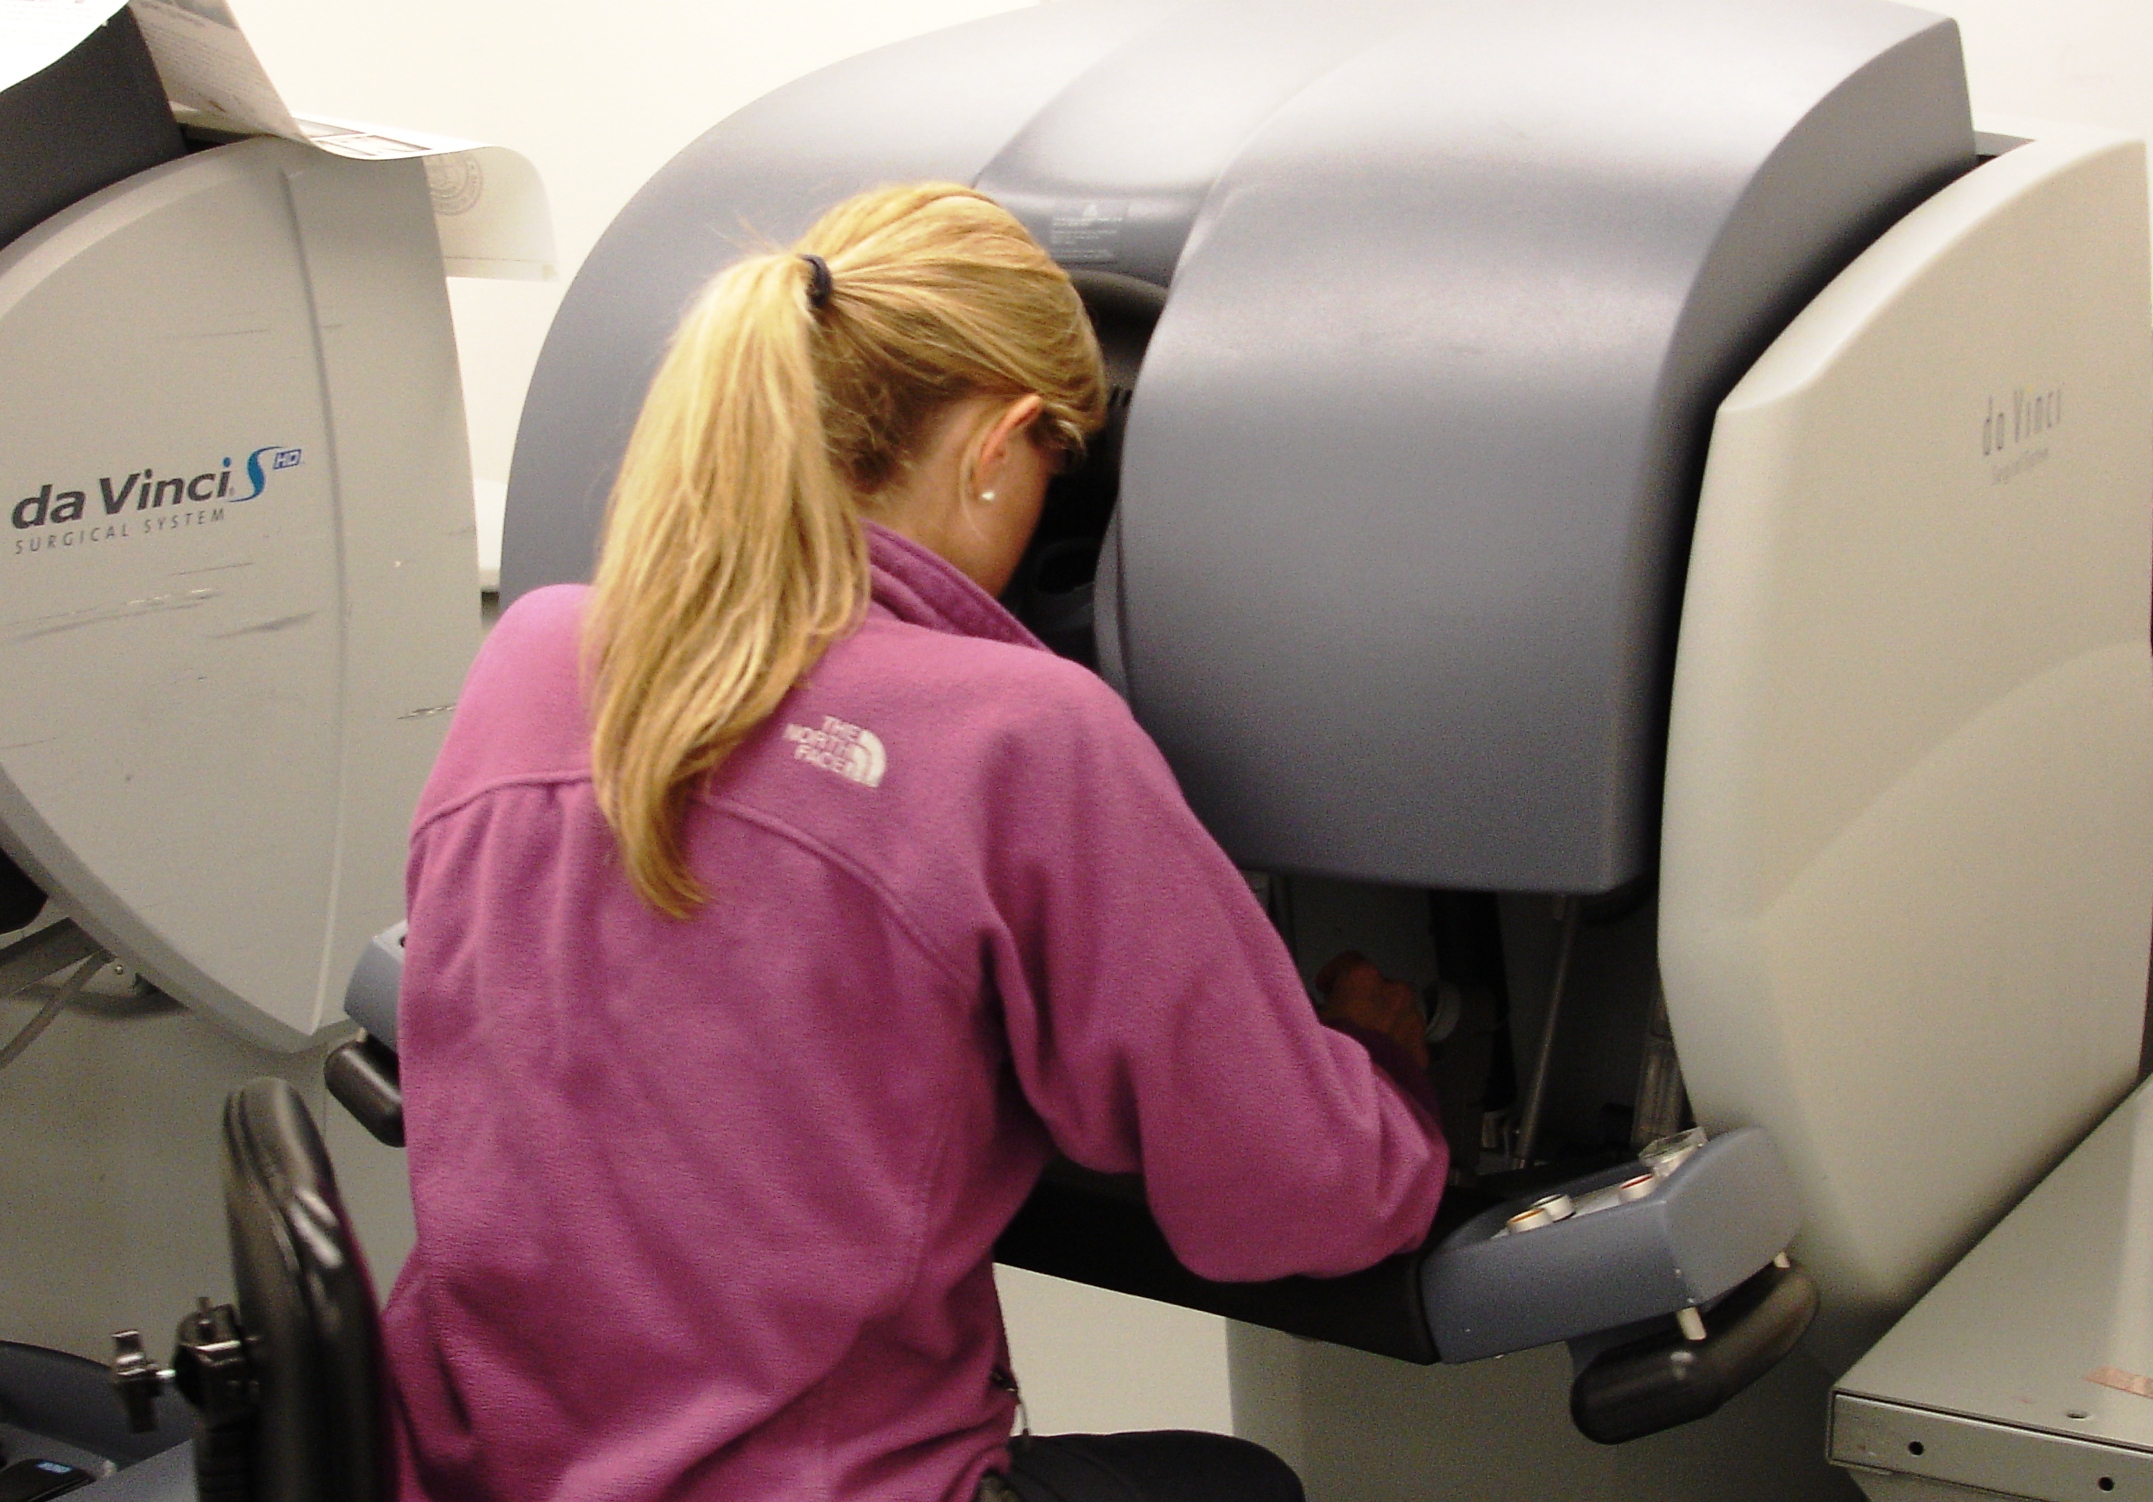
[585,183,1107,916]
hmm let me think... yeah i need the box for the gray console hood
[504,0,1972,893]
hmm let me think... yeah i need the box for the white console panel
[0,138,479,1048]
[1662,121,2153,1368]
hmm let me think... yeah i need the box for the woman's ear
[971,394,1047,500]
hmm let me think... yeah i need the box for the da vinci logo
[10,445,303,556]
[1981,385,2062,487]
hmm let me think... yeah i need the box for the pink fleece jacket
[383,524,1447,1502]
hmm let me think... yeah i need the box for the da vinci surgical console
[486,0,2151,1498]
[0,0,2143,1497]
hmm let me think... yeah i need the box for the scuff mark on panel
[6,588,219,643]
[160,324,274,343]
[211,611,316,639]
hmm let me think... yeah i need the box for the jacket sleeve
[977,662,1449,1282]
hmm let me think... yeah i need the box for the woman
[384,183,1447,1502]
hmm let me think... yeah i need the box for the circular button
[1615,1173,1656,1203]
[1507,1193,1576,1233]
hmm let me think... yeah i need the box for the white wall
[217,0,2153,1449]
[1945,0,2153,148]
[997,1268,1233,1435]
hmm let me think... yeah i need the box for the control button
[1615,1172,1656,1203]
[1508,1193,1576,1233]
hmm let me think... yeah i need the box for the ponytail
[585,184,1106,916]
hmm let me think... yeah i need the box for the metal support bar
[0,917,98,1001]
[1515,899,1582,1166]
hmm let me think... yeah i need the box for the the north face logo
[781,716,886,788]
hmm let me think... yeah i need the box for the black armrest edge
[993,1162,1494,1364]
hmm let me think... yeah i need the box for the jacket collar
[865,522,1046,652]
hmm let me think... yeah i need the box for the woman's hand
[1315,952,1429,1073]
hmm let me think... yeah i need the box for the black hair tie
[800,253,833,310]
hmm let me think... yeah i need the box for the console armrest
[341,923,405,1051]
[1423,1127,1801,1360]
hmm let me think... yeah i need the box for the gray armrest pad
[341,922,406,1051]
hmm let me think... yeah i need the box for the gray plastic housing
[1424,1128,1802,1362]
[342,923,405,1050]
[502,0,1972,894]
